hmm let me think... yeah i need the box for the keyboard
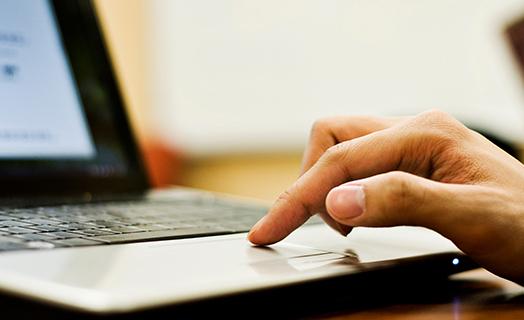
[0,197,269,251]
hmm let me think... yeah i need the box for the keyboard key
[0,242,31,251]
[96,221,129,227]
[71,229,117,237]
[44,232,81,239]
[56,223,91,231]
[52,217,94,224]
[26,241,56,249]
[8,213,36,219]
[5,227,38,234]
[106,226,147,233]
[0,235,24,243]
[13,233,60,241]
[23,218,62,225]
[137,224,172,231]
[0,220,34,228]
[27,225,63,232]
[52,238,106,247]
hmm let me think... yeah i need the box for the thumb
[325,171,487,232]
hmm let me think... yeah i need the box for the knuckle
[310,118,332,138]
[381,172,428,226]
[275,187,314,218]
[411,109,470,146]
[417,109,466,132]
[313,142,353,181]
[322,142,350,165]
[310,116,360,139]
[276,189,293,206]
[419,109,454,122]
[383,172,412,213]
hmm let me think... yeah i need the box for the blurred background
[95,0,524,202]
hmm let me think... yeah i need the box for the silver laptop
[0,0,477,315]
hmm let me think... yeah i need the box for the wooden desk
[314,269,524,320]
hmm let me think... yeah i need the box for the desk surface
[314,269,524,320]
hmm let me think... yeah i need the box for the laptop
[0,0,478,315]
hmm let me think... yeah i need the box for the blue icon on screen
[1,64,18,80]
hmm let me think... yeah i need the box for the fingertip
[248,189,315,245]
[247,230,278,246]
[247,216,277,245]
[247,230,271,246]
[247,224,263,245]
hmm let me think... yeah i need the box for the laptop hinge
[0,192,147,209]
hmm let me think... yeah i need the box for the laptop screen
[0,0,148,198]
[1,1,95,159]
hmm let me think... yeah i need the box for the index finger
[299,116,405,237]
[248,126,407,245]
[300,116,403,175]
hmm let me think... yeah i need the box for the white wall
[95,0,152,144]
[147,0,524,155]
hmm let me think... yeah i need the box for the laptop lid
[0,0,149,201]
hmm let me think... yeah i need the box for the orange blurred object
[140,142,184,188]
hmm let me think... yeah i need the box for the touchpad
[246,243,352,274]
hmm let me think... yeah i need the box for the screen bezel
[0,0,149,199]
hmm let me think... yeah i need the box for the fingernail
[327,185,365,220]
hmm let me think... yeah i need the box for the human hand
[248,110,524,284]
